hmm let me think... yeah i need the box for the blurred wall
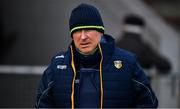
[0,73,40,107]
[1,0,72,65]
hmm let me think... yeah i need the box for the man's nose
[81,30,87,40]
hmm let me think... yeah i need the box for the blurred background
[0,0,179,108]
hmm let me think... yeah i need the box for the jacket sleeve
[132,58,158,108]
[35,64,55,108]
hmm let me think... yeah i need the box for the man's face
[72,29,102,54]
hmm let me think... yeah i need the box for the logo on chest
[57,65,67,69]
[114,60,123,69]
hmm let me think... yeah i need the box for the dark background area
[0,74,40,107]
[0,0,72,65]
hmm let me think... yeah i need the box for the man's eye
[74,29,82,33]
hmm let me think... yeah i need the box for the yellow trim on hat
[70,25,105,33]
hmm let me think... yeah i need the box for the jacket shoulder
[114,47,137,64]
[50,50,69,62]
[45,50,68,72]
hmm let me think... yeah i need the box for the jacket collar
[99,34,115,59]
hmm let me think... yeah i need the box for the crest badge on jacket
[114,60,122,69]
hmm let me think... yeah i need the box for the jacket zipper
[70,44,104,109]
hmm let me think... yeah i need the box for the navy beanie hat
[69,3,105,35]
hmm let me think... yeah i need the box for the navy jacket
[36,34,158,108]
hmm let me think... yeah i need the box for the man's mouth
[80,43,90,48]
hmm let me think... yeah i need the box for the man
[36,3,158,108]
[116,14,171,75]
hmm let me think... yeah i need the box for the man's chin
[79,49,92,54]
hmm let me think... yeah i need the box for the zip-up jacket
[36,34,158,108]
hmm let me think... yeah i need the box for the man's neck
[76,47,98,56]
